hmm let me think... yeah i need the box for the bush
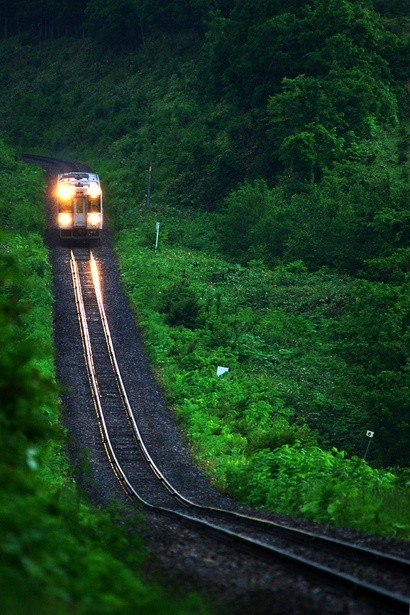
[225,443,409,536]
[159,278,203,328]
[111,198,409,538]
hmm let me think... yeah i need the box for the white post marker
[216,366,229,377]
[363,430,375,460]
[155,222,160,250]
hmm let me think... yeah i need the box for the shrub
[159,278,203,328]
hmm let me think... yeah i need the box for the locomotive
[55,172,103,239]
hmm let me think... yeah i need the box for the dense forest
[0,0,409,610]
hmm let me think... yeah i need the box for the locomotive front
[56,172,103,239]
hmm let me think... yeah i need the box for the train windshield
[88,197,101,212]
[60,173,90,181]
[58,200,71,213]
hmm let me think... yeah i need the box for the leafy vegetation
[0,0,408,560]
[110,209,409,537]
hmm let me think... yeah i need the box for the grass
[107,200,409,539]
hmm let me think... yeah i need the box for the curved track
[25,153,410,614]
[71,243,409,614]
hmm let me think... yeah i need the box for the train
[55,171,103,239]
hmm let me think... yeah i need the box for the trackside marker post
[155,222,160,250]
[363,430,374,460]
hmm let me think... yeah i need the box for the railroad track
[70,246,410,614]
[22,153,93,173]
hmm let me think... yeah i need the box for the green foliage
[0,0,409,545]
[84,0,145,48]
[218,133,410,275]
[225,444,409,536]
[218,180,290,265]
[333,279,410,466]
[159,278,203,328]
[113,206,409,537]
[0,242,59,468]
[199,0,407,185]
[267,66,399,180]
[0,0,408,211]
[0,466,208,614]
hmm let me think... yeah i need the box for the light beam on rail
[90,251,102,298]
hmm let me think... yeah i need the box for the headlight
[87,212,101,226]
[57,184,75,200]
[89,183,101,199]
[58,212,72,227]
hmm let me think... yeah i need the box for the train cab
[56,172,103,239]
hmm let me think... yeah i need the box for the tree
[84,0,143,48]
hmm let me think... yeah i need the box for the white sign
[366,430,374,438]
[216,366,229,377]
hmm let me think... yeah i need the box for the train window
[59,201,72,213]
[88,198,101,212]
[75,197,85,213]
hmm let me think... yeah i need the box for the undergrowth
[110,200,409,539]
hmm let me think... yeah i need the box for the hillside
[0,2,409,610]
